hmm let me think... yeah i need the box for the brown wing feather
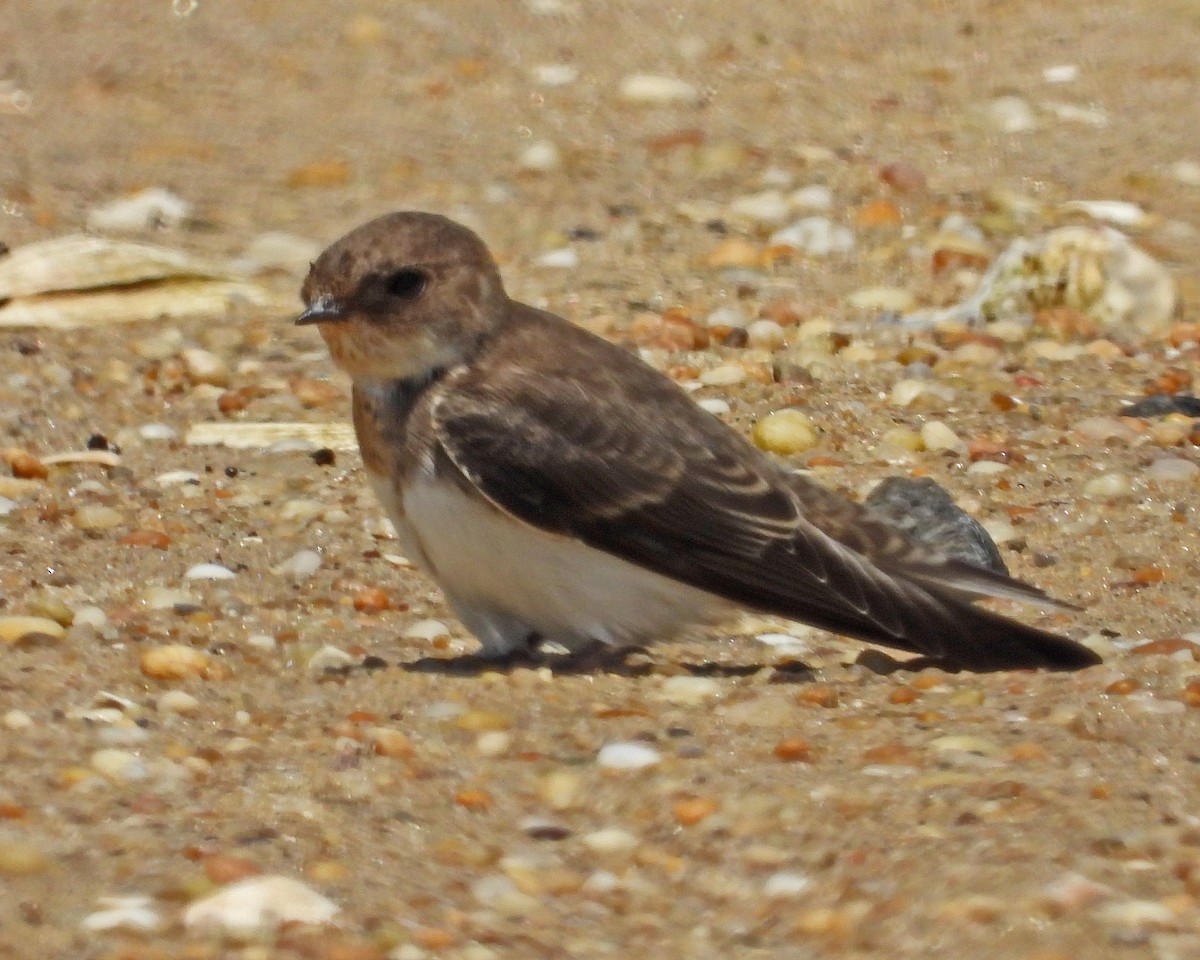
[430,307,1098,671]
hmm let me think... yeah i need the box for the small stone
[306,645,356,673]
[764,871,812,898]
[920,421,967,453]
[774,738,812,762]
[185,563,236,581]
[1084,473,1132,498]
[368,728,414,758]
[752,409,818,455]
[746,319,786,350]
[0,615,66,644]
[72,504,124,531]
[91,748,148,781]
[352,587,391,613]
[582,828,639,853]
[4,449,47,480]
[770,217,854,256]
[1041,872,1113,913]
[846,286,916,312]
[181,348,230,387]
[184,875,340,932]
[274,549,322,578]
[618,74,699,105]
[985,95,1037,133]
[539,770,582,810]
[142,585,198,610]
[704,237,761,270]
[672,797,719,826]
[476,731,512,757]
[657,675,720,704]
[531,64,578,87]
[0,837,50,875]
[1096,898,1177,930]
[1170,160,1200,186]
[728,190,791,224]
[790,184,833,210]
[3,710,33,730]
[404,619,450,641]
[139,423,177,441]
[289,377,343,408]
[81,894,162,932]
[1146,458,1199,484]
[157,690,200,715]
[597,742,662,770]
[518,140,561,173]
[699,364,747,387]
[140,644,211,680]
[879,161,926,193]
[1042,64,1079,83]
[535,247,579,268]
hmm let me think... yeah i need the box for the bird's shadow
[401,649,827,683]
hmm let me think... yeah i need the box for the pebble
[985,95,1037,133]
[0,615,66,644]
[180,347,230,387]
[307,645,356,673]
[1170,160,1200,186]
[476,731,512,757]
[618,74,700,105]
[72,605,108,629]
[140,644,210,680]
[531,63,578,87]
[1146,458,1199,484]
[81,894,163,933]
[185,562,236,580]
[752,409,818,455]
[770,217,854,256]
[705,306,748,329]
[274,548,322,578]
[846,286,916,312]
[0,837,49,875]
[582,828,640,853]
[404,619,451,641]
[142,585,198,610]
[139,423,178,441]
[790,184,833,211]
[91,748,148,781]
[0,495,15,516]
[72,504,124,531]
[156,470,202,486]
[764,871,813,898]
[728,190,791,224]
[1084,472,1132,498]
[3,709,33,730]
[657,675,721,704]
[920,421,966,453]
[538,769,582,810]
[1061,199,1147,228]
[597,742,662,770]
[86,187,190,232]
[157,690,201,715]
[518,140,561,173]
[1096,898,1177,930]
[746,319,786,350]
[184,875,340,932]
[535,247,579,268]
[1042,64,1079,83]
[699,364,747,387]
[696,398,731,416]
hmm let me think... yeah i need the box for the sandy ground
[2,1,1200,958]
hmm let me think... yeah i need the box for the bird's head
[298,211,507,381]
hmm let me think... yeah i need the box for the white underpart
[367,469,722,656]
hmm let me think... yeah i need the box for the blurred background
[3,0,1198,316]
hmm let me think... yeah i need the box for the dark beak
[296,295,346,326]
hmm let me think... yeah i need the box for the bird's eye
[385,268,427,300]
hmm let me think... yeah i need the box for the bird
[296,211,1100,673]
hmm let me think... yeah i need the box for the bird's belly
[370,471,722,647]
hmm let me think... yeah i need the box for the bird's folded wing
[427,364,1095,669]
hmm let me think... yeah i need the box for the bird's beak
[296,295,347,326]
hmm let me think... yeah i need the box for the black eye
[385,268,427,300]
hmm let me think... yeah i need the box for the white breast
[366,469,722,655]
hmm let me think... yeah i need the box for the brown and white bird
[297,211,1099,672]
